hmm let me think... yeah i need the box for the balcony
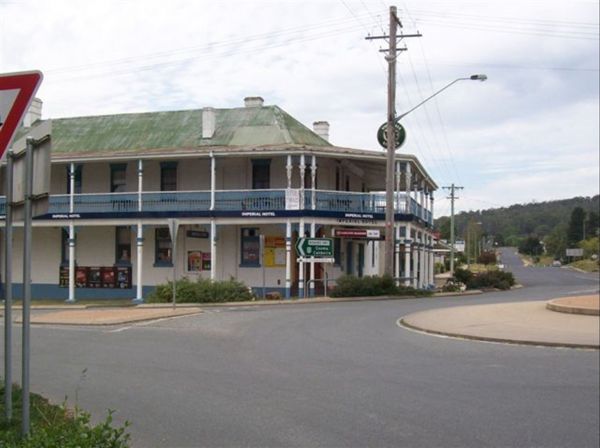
[0,189,433,224]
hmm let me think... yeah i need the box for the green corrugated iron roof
[39,105,330,155]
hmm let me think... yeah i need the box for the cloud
[0,0,597,213]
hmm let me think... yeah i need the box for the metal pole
[450,184,455,273]
[4,149,14,421]
[21,137,34,436]
[384,5,398,277]
[172,243,176,309]
[260,234,266,299]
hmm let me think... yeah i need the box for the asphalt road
[3,248,599,447]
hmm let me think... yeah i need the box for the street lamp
[383,74,487,278]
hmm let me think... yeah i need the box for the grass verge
[1,382,130,447]
[569,259,600,272]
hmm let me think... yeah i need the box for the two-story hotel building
[1,96,437,301]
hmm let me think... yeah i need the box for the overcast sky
[1,0,598,216]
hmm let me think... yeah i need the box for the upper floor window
[111,164,127,193]
[66,165,82,194]
[252,159,270,189]
[160,162,177,191]
[304,165,317,189]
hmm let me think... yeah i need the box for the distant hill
[435,195,600,243]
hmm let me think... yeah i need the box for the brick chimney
[244,96,264,107]
[202,107,216,139]
[23,97,43,127]
[313,121,330,141]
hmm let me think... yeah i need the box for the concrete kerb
[398,317,600,350]
[16,307,203,326]
[136,289,485,309]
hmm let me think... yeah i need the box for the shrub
[453,268,473,285]
[148,277,255,303]
[329,275,431,298]
[466,270,515,290]
[1,384,130,448]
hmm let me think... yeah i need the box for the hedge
[329,275,432,298]
[148,277,256,303]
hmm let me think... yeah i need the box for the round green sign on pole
[377,122,406,150]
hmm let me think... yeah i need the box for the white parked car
[552,260,562,267]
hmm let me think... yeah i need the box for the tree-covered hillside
[435,195,599,246]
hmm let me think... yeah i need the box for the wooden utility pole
[366,6,421,278]
[443,184,463,273]
[383,6,398,277]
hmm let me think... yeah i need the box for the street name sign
[0,71,43,161]
[295,237,333,258]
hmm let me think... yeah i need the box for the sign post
[168,219,179,309]
[1,71,43,430]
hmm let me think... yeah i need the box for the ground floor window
[333,237,341,266]
[61,228,70,265]
[155,227,173,266]
[240,227,260,267]
[116,226,131,264]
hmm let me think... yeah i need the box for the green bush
[148,277,255,303]
[329,275,431,298]
[1,384,130,448]
[452,268,515,291]
[453,268,473,285]
[466,270,516,290]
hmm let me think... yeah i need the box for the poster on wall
[59,267,69,287]
[187,251,202,272]
[264,236,286,267]
[116,267,131,289]
[88,267,102,288]
[75,267,88,287]
[59,266,132,289]
[101,267,116,288]
[202,252,211,271]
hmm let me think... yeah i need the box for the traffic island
[546,295,599,316]
[400,300,599,349]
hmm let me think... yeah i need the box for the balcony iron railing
[0,189,433,224]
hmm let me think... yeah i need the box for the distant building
[1,96,437,301]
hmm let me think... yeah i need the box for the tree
[568,207,586,245]
[586,211,599,238]
[436,216,451,240]
[544,224,568,259]
[579,237,599,259]
[519,236,543,256]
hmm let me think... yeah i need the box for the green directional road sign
[295,237,333,258]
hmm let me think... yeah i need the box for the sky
[1,0,598,217]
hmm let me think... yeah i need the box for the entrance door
[357,243,364,278]
[346,241,353,275]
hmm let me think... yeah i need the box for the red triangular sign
[0,70,43,160]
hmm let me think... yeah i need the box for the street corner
[19,307,203,326]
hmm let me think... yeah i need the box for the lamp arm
[395,78,469,122]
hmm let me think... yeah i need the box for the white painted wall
[8,227,62,284]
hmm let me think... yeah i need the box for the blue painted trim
[1,283,154,301]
